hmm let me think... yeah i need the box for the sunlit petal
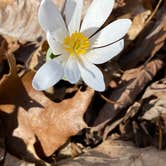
[81,0,114,37]
[84,39,124,64]
[64,0,83,34]
[78,57,105,91]
[90,19,132,47]
[32,59,64,90]
[46,31,64,55]
[38,0,68,40]
[64,56,80,83]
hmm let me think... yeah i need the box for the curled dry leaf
[128,10,151,40]
[102,102,141,140]
[0,0,92,41]
[114,0,152,40]
[58,140,166,166]
[94,58,164,125]
[0,0,43,41]
[0,54,94,159]
[141,78,166,124]
[102,78,166,147]
[119,1,166,69]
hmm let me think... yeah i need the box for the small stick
[145,0,163,25]
[99,93,122,105]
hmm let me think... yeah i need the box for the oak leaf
[0,55,94,158]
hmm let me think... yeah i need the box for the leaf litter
[0,0,166,165]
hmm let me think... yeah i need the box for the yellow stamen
[63,32,90,56]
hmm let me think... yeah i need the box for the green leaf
[46,48,59,61]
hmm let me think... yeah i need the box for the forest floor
[0,0,166,165]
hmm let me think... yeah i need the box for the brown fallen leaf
[142,78,166,122]
[128,9,151,40]
[27,41,48,71]
[0,0,92,41]
[0,0,44,41]
[113,0,152,41]
[94,58,164,126]
[0,0,13,9]
[0,35,8,64]
[0,54,94,160]
[24,73,94,156]
[103,102,141,140]
[140,78,166,149]
[4,153,35,166]
[119,1,166,69]
[102,78,166,148]
[0,55,44,165]
[58,140,166,166]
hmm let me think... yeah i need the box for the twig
[99,93,122,105]
[145,0,163,25]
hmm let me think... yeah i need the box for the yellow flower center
[63,32,90,56]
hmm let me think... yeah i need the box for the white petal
[38,0,68,40]
[57,54,69,66]
[80,0,114,37]
[46,31,64,55]
[90,19,132,47]
[64,56,80,83]
[84,39,124,64]
[78,57,105,91]
[64,0,83,34]
[32,59,64,90]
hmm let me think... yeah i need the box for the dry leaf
[128,10,151,40]
[0,0,92,41]
[110,0,152,43]
[0,0,166,165]
[0,54,94,159]
[0,0,43,41]
[95,58,164,125]
[119,1,166,69]
[0,0,13,9]
[141,78,166,123]
[27,41,47,71]
[4,153,35,166]
[0,35,8,63]
[58,140,166,166]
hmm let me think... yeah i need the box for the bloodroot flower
[32,0,131,91]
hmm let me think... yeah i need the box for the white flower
[32,0,131,91]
